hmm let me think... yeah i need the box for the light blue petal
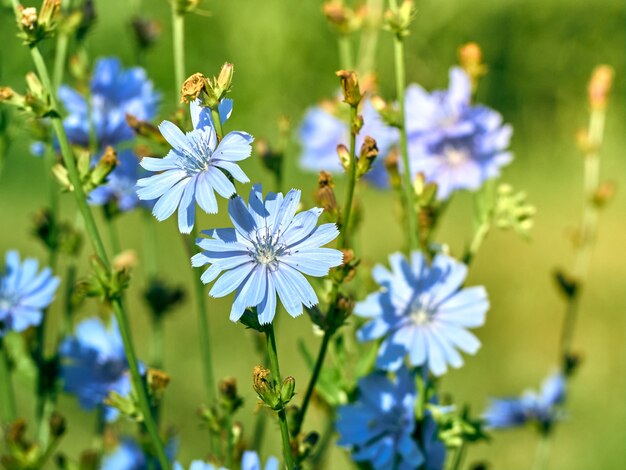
[210,263,255,298]
[136,170,186,200]
[430,254,467,304]
[272,189,300,235]
[177,175,197,234]
[435,323,480,354]
[213,131,253,162]
[424,329,449,376]
[159,120,194,154]
[354,292,383,318]
[140,156,179,171]
[241,451,260,470]
[281,209,323,247]
[152,177,189,222]
[279,265,318,307]
[205,167,236,198]
[257,270,276,324]
[195,172,219,213]
[280,248,343,276]
[272,268,303,318]
[212,160,250,183]
[218,98,233,124]
[228,196,257,238]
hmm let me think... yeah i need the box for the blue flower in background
[241,450,279,470]
[0,251,59,337]
[137,100,252,233]
[299,99,399,188]
[336,367,423,470]
[89,149,152,212]
[405,67,512,199]
[192,184,343,324]
[355,251,489,376]
[102,436,179,470]
[422,407,447,470]
[483,372,566,430]
[59,317,131,421]
[59,57,159,148]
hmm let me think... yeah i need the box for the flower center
[408,295,434,326]
[444,145,468,166]
[251,227,287,269]
[0,296,14,312]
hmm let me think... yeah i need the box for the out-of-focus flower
[59,317,131,421]
[241,450,279,470]
[336,367,423,470]
[406,67,512,200]
[89,149,152,212]
[30,141,46,157]
[59,57,159,148]
[174,461,223,470]
[103,436,180,470]
[483,372,566,430]
[0,251,59,337]
[299,99,398,188]
[355,251,489,376]
[192,185,343,324]
[136,100,252,233]
[422,409,447,470]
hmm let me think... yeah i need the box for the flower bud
[384,0,415,37]
[336,70,362,107]
[180,72,207,103]
[147,368,171,395]
[385,149,401,188]
[356,135,379,178]
[216,62,234,96]
[336,144,351,171]
[253,366,281,410]
[458,42,487,91]
[113,250,138,270]
[49,411,67,438]
[131,16,162,50]
[39,0,61,31]
[280,376,296,404]
[19,6,38,30]
[89,146,118,189]
[588,65,614,110]
[592,181,616,208]
[219,377,238,401]
[315,171,338,217]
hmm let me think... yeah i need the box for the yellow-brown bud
[588,65,614,110]
[336,70,362,107]
[180,72,207,103]
[19,7,38,30]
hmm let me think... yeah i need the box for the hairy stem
[265,324,295,469]
[389,0,419,253]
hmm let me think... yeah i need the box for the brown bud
[180,72,207,103]
[359,135,378,162]
[458,42,487,90]
[315,171,338,216]
[219,377,238,401]
[147,368,171,393]
[0,87,14,100]
[592,181,616,208]
[7,419,27,446]
[323,2,348,27]
[49,411,67,438]
[19,6,38,30]
[588,65,614,110]
[131,16,162,49]
[341,249,354,265]
[336,70,362,107]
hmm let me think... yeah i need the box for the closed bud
[385,149,401,188]
[280,376,296,404]
[588,65,614,110]
[175,0,201,15]
[147,368,171,395]
[458,42,487,91]
[0,86,28,109]
[25,72,45,99]
[336,70,362,107]
[384,0,415,37]
[592,181,616,208]
[49,411,67,438]
[336,144,351,171]
[216,62,234,95]
[180,72,207,103]
[90,146,118,189]
[357,135,379,178]
[7,419,28,446]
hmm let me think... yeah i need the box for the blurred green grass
[0,0,624,468]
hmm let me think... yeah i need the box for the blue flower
[174,462,222,470]
[299,99,399,188]
[59,317,131,421]
[136,100,252,233]
[102,437,179,470]
[0,251,59,337]
[89,149,152,212]
[192,184,343,324]
[422,407,447,470]
[241,451,279,470]
[336,367,423,470]
[355,252,489,376]
[59,57,159,148]
[406,67,512,199]
[483,372,566,430]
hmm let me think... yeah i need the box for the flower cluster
[0,251,59,337]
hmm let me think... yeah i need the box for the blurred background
[0,0,624,468]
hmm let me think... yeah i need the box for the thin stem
[172,8,186,96]
[265,324,295,469]
[52,33,69,91]
[104,212,122,255]
[338,35,353,70]
[22,38,171,470]
[463,219,490,266]
[357,0,383,76]
[182,226,216,402]
[531,432,552,470]
[0,339,16,423]
[211,108,224,141]
[295,331,330,435]
[447,441,466,470]
[338,106,358,249]
[389,0,419,253]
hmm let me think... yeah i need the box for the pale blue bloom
[336,367,423,470]
[59,317,131,421]
[192,184,343,324]
[59,57,159,148]
[241,451,279,470]
[406,67,512,199]
[483,372,566,429]
[299,99,399,187]
[0,251,59,337]
[102,437,179,470]
[356,252,489,376]
[174,462,223,470]
[89,149,152,212]
[137,100,252,233]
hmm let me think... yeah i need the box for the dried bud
[0,87,14,100]
[180,72,207,103]
[588,65,614,110]
[336,144,351,171]
[19,6,38,30]
[252,365,281,409]
[357,135,379,178]
[592,181,616,208]
[336,70,362,107]
[147,368,171,394]
[131,16,162,49]
[49,411,67,438]
[219,377,238,401]
[315,171,338,216]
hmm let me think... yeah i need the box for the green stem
[531,432,552,470]
[356,0,383,76]
[447,441,466,470]
[338,106,358,249]
[104,212,121,255]
[182,225,216,402]
[265,324,295,469]
[295,331,330,435]
[338,35,353,70]
[389,0,419,253]
[172,8,186,96]
[21,35,171,470]
[463,219,490,266]
[52,33,69,91]
[211,107,224,141]
[0,339,16,423]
